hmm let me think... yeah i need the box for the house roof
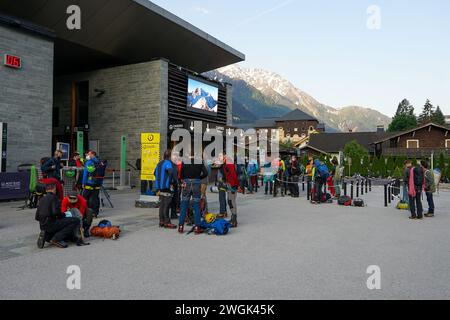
[299,144,329,155]
[275,109,317,122]
[0,0,245,74]
[371,122,450,144]
[308,132,392,153]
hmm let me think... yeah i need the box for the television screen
[187,77,219,115]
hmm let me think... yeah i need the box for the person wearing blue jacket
[247,159,259,193]
[82,151,101,217]
[154,149,178,229]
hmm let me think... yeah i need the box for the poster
[56,142,70,161]
[141,133,160,181]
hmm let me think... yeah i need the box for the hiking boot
[50,240,68,249]
[425,213,435,218]
[230,215,238,228]
[409,216,417,220]
[37,230,46,249]
[194,226,203,235]
[164,223,177,229]
[159,222,165,228]
[178,225,184,234]
[83,229,91,238]
[76,239,90,247]
[417,216,424,220]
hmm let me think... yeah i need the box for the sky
[152,0,450,117]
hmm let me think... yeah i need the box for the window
[446,139,450,148]
[309,126,314,131]
[406,140,419,149]
[294,128,298,132]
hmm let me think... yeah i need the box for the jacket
[41,157,62,180]
[82,156,100,187]
[424,169,436,193]
[154,160,176,192]
[61,195,88,218]
[221,159,239,188]
[405,165,424,188]
[35,193,62,228]
[247,162,259,176]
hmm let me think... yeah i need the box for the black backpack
[338,195,352,206]
[353,198,365,207]
[413,166,424,187]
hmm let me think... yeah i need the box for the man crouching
[35,184,86,249]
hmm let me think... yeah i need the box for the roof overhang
[371,123,450,145]
[0,0,245,74]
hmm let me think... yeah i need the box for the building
[0,0,244,173]
[300,129,391,160]
[372,123,450,157]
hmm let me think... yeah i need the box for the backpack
[413,166,423,187]
[94,160,108,185]
[353,198,365,207]
[317,163,330,180]
[338,195,352,206]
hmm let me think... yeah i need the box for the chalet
[372,123,450,157]
[299,128,391,160]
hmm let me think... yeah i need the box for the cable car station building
[0,0,245,173]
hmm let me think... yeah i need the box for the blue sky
[152,0,450,116]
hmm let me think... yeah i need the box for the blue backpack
[317,163,330,180]
[200,219,233,235]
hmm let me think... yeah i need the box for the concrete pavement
[0,186,449,299]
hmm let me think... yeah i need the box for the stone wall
[0,24,54,171]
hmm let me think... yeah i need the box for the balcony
[382,147,450,157]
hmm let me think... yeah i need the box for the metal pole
[388,183,392,204]
[351,181,354,199]
[307,180,311,201]
[369,179,372,192]
[384,184,388,207]
[365,179,368,193]
[356,181,359,198]
[344,181,347,196]
[120,135,127,187]
[361,179,364,196]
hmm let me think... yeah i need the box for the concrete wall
[0,24,54,171]
[53,60,168,182]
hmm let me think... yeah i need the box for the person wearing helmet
[82,151,100,218]
[61,191,93,238]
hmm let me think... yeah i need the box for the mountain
[205,65,392,132]
[188,88,218,112]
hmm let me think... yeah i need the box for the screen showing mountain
[187,77,218,114]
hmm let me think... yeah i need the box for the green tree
[386,156,396,177]
[431,106,446,125]
[388,99,418,132]
[418,99,434,124]
[392,166,403,179]
[344,140,369,162]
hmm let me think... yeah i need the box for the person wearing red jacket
[61,192,93,238]
[217,153,239,228]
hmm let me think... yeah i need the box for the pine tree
[431,106,446,125]
[386,156,396,177]
[388,99,417,132]
[418,99,434,124]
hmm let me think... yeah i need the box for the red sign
[4,54,21,69]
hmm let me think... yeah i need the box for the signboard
[141,133,160,181]
[0,172,29,200]
[3,54,22,69]
[77,132,84,155]
[0,123,7,172]
[56,142,70,161]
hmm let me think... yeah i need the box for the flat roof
[0,0,245,74]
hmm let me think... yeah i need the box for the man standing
[289,155,302,198]
[154,150,178,229]
[421,161,436,218]
[82,151,101,218]
[405,161,424,220]
[41,150,63,181]
[178,156,208,234]
[170,152,180,220]
[247,159,259,193]
[35,184,81,249]
[219,153,239,228]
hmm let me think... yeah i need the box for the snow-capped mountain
[207,65,392,132]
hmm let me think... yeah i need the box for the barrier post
[369,179,372,192]
[384,184,388,207]
[307,180,311,200]
[120,135,127,187]
[365,178,368,193]
[388,183,392,204]
[361,179,364,196]
[356,181,359,198]
[344,181,347,196]
[351,181,354,199]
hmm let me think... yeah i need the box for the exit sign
[3,54,22,69]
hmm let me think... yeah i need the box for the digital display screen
[187,77,219,115]
[4,54,21,69]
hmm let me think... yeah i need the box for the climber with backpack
[313,159,330,204]
[82,150,103,218]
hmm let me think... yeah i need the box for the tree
[392,166,403,179]
[388,99,418,132]
[344,140,369,161]
[418,99,434,124]
[386,156,396,177]
[431,106,446,125]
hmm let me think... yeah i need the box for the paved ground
[0,185,449,300]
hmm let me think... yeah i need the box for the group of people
[35,150,103,248]
[154,151,239,235]
[403,160,436,220]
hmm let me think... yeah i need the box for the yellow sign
[141,133,160,181]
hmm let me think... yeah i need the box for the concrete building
[0,0,244,174]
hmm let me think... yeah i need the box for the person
[68,152,83,168]
[273,157,285,197]
[218,153,239,228]
[313,159,329,204]
[41,150,63,181]
[305,157,314,198]
[236,162,247,194]
[154,150,178,229]
[262,158,275,195]
[421,161,436,217]
[328,157,339,197]
[178,156,209,234]
[332,158,343,198]
[35,184,82,249]
[289,155,302,198]
[402,160,412,204]
[405,161,424,220]
[247,159,259,193]
[82,150,101,218]
[61,191,93,238]
[170,152,181,220]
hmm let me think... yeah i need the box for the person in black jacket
[41,150,64,181]
[35,184,82,249]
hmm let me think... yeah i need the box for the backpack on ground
[338,195,352,206]
[353,198,365,207]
